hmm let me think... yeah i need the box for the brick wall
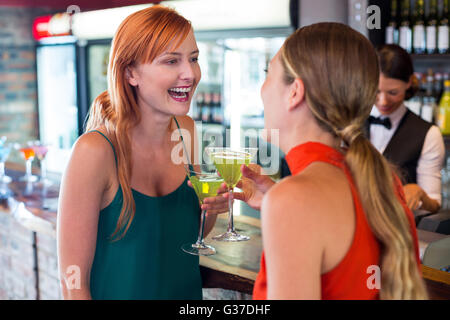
[0,6,54,163]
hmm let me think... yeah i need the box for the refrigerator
[35,36,79,174]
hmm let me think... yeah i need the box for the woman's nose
[377,93,388,107]
[180,60,196,80]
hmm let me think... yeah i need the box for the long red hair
[85,5,192,240]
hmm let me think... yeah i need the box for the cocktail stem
[195,209,207,246]
[227,188,234,232]
[25,159,32,178]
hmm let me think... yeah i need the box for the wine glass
[0,137,12,183]
[181,164,224,256]
[19,142,38,182]
[31,141,51,186]
[205,147,258,241]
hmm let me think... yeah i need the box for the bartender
[365,44,445,213]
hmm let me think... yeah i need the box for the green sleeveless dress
[88,119,202,300]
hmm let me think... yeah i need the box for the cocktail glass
[181,164,224,256]
[206,147,258,241]
[31,141,51,186]
[19,142,38,182]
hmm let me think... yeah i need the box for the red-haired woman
[57,5,228,300]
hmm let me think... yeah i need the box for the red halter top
[252,142,420,300]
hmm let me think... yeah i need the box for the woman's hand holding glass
[224,164,276,211]
[187,180,229,215]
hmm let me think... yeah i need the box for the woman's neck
[281,124,340,155]
[131,106,175,149]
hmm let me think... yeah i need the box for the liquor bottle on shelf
[212,92,223,124]
[438,80,450,134]
[435,72,444,101]
[413,0,426,54]
[426,0,438,54]
[194,92,204,122]
[399,0,412,53]
[202,92,212,123]
[438,0,450,54]
[386,0,399,45]
[421,70,437,123]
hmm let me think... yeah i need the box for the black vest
[364,110,432,184]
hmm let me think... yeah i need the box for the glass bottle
[438,80,450,134]
[426,0,438,54]
[386,0,399,44]
[399,0,413,53]
[413,0,426,54]
[438,0,450,54]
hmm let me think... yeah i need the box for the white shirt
[369,104,445,205]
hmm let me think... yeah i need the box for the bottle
[434,72,444,102]
[421,96,434,123]
[202,92,212,123]
[426,0,438,54]
[413,0,426,54]
[438,80,450,134]
[212,92,223,124]
[386,0,399,44]
[399,0,413,53]
[194,92,204,121]
[438,0,450,54]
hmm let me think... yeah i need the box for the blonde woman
[57,6,227,300]
[231,23,427,299]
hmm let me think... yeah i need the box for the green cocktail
[182,165,224,256]
[189,175,224,204]
[206,147,257,242]
[211,151,251,188]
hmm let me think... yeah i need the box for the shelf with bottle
[405,68,449,124]
[193,89,224,125]
[386,0,449,55]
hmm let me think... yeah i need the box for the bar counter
[0,164,449,300]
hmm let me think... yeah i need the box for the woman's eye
[167,59,177,65]
[263,68,268,73]
[191,57,199,63]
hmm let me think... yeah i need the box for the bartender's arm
[404,126,445,213]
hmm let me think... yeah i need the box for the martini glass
[181,164,224,256]
[0,137,12,183]
[206,147,258,241]
[19,142,38,182]
[31,141,51,186]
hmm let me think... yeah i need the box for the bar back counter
[0,165,449,300]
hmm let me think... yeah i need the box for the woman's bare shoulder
[70,128,117,171]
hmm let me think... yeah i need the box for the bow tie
[368,116,392,130]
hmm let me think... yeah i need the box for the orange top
[252,142,420,300]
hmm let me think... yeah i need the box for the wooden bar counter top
[1,164,449,300]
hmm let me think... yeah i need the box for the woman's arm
[57,133,115,299]
[406,126,445,212]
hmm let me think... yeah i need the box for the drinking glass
[181,164,224,256]
[205,147,258,241]
[0,137,12,183]
[19,142,38,182]
[31,141,51,186]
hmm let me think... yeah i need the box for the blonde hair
[280,23,428,299]
[85,5,192,240]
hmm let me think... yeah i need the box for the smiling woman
[57,5,228,300]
